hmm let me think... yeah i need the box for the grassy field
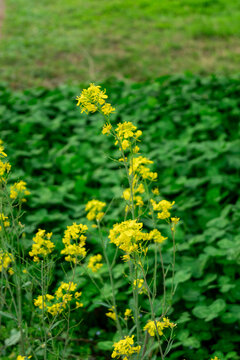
[1,0,240,88]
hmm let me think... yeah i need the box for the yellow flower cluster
[0,141,11,181]
[61,223,88,263]
[151,199,175,219]
[115,121,142,151]
[123,181,145,210]
[148,229,167,244]
[211,357,221,360]
[29,229,55,263]
[16,356,32,360]
[143,317,176,337]
[106,306,116,321]
[76,83,115,115]
[124,308,133,320]
[133,279,146,294]
[87,254,103,272]
[112,335,141,360]
[109,220,148,255]
[85,199,106,221]
[10,181,30,202]
[102,123,112,135]
[0,249,14,275]
[34,282,83,316]
[0,213,10,232]
[130,156,157,181]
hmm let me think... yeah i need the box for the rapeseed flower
[124,308,133,320]
[112,335,141,360]
[0,250,14,275]
[151,199,175,219]
[16,356,32,360]
[0,213,10,231]
[148,229,167,244]
[144,317,176,337]
[87,254,103,272]
[133,279,146,294]
[109,220,148,255]
[130,156,157,181]
[29,229,55,263]
[10,181,30,202]
[34,282,83,316]
[76,83,114,115]
[85,199,106,221]
[61,223,88,262]
[106,306,116,321]
[102,123,112,135]
[0,141,11,181]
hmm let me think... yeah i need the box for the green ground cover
[1,0,240,88]
[1,75,240,359]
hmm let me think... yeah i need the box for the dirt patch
[0,0,5,38]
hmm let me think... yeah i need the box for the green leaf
[97,341,113,351]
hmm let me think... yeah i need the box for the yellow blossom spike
[112,335,141,359]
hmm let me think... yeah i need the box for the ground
[0,0,240,88]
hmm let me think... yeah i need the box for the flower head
[29,229,55,262]
[109,220,148,255]
[144,317,176,337]
[10,181,30,202]
[76,84,114,115]
[112,335,141,360]
[151,199,175,219]
[85,200,106,221]
[61,223,88,262]
[87,254,103,272]
[0,250,14,275]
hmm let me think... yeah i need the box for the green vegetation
[1,0,240,87]
[1,75,240,359]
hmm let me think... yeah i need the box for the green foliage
[1,75,240,359]
[1,0,240,87]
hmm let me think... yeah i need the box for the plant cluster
[1,76,240,359]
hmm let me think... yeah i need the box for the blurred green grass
[1,0,240,87]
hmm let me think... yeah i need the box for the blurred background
[1,0,240,87]
[0,1,240,360]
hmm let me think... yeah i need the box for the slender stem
[97,222,123,337]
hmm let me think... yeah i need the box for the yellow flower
[22,269,28,274]
[102,123,112,135]
[0,250,14,275]
[106,306,116,321]
[148,229,167,244]
[85,199,106,221]
[0,142,7,158]
[16,356,32,360]
[130,156,157,181]
[151,199,175,219]
[76,83,110,114]
[10,181,30,202]
[109,220,148,254]
[152,187,159,195]
[87,254,103,272]
[29,229,55,263]
[115,122,142,141]
[133,279,145,294]
[124,308,132,320]
[61,223,88,262]
[101,103,115,115]
[0,213,10,231]
[211,357,221,360]
[144,317,176,337]
[112,335,141,360]
[34,282,82,316]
